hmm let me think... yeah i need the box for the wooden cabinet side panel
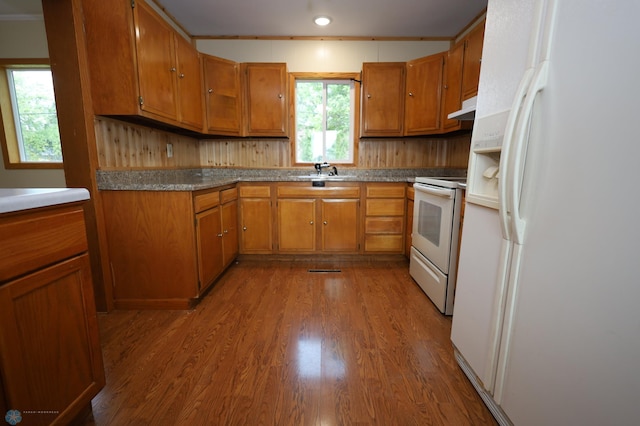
[82,0,139,115]
[0,255,104,424]
[102,191,198,300]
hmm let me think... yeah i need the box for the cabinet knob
[224,229,228,234]
[179,73,185,79]
[217,233,223,237]
[208,88,213,94]
[243,226,247,231]
[310,221,314,225]
[367,94,371,99]
[409,92,414,97]
[170,67,176,72]
[278,94,283,99]
[323,221,328,225]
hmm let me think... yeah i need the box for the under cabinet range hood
[448,96,477,120]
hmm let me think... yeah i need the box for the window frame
[289,72,360,167]
[0,58,63,169]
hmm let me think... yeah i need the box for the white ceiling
[0,0,487,38]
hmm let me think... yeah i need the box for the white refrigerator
[450,1,640,425]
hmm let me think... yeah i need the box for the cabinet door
[133,0,178,121]
[221,199,239,266]
[239,198,273,253]
[462,21,485,100]
[360,62,405,137]
[404,53,445,135]
[203,55,242,135]
[278,199,316,252]
[196,207,224,292]
[0,255,104,425]
[242,63,288,136]
[321,199,359,252]
[441,42,465,132]
[175,34,204,131]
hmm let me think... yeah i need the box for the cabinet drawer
[220,187,238,204]
[365,217,403,234]
[364,235,404,252]
[366,185,405,198]
[239,185,271,198]
[277,186,360,198]
[366,199,405,216]
[0,206,88,282]
[194,191,220,213]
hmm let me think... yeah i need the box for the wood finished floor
[87,257,496,425]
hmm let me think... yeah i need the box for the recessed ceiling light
[314,16,332,27]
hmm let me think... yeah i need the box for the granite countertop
[0,188,90,214]
[96,168,466,191]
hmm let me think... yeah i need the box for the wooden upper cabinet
[203,55,242,135]
[404,53,445,135]
[174,34,204,130]
[82,0,203,132]
[441,42,466,132]
[360,62,405,137]
[242,63,288,137]
[461,20,486,100]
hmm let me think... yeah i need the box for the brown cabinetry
[0,203,104,425]
[102,186,236,309]
[441,42,466,132]
[277,184,360,253]
[461,20,486,100]
[83,0,203,132]
[406,185,415,258]
[203,55,242,135]
[242,63,288,136]
[364,184,406,253]
[404,53,445,135]
[239,184,274,253]
[360,62,406,137]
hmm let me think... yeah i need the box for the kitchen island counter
[0,188,90,214]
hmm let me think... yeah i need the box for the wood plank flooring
[86,257,496,425]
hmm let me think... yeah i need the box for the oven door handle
[414,184,454,199]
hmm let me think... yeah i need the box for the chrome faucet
[314,162,339,176]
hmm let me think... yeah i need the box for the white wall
[196,39,451,72]
[0,19,66,188]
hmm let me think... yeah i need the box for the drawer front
[220,187,238,204]
[0,206,88,282]
[239,185,271,198]
[364,235,404,252]
[366,199,405,216]
[365,217,403,234]
[194,191,220,213]
[366,185,405,198]
[277,186,360,198]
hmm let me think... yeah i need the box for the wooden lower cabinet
[0,203,104,425]
[239,184,273,254]
[102,185,237,309]
[276,183,360,253]
[364,183,406,253]
[406,185,415,258]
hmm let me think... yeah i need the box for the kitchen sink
[293,174,357,181]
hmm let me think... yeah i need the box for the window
[292,73,359,165]
[0,61,63,168]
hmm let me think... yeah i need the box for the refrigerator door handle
[509,60,550,245]
[498,68,534,241]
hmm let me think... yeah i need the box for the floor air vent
[308,269,341,273]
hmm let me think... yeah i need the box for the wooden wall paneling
[199,139,291,168]
[94,118,200,169]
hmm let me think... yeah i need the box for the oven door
[412,183,456,273]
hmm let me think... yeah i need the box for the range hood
[448,96,477,121]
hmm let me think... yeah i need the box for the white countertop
[0,188,90,214]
